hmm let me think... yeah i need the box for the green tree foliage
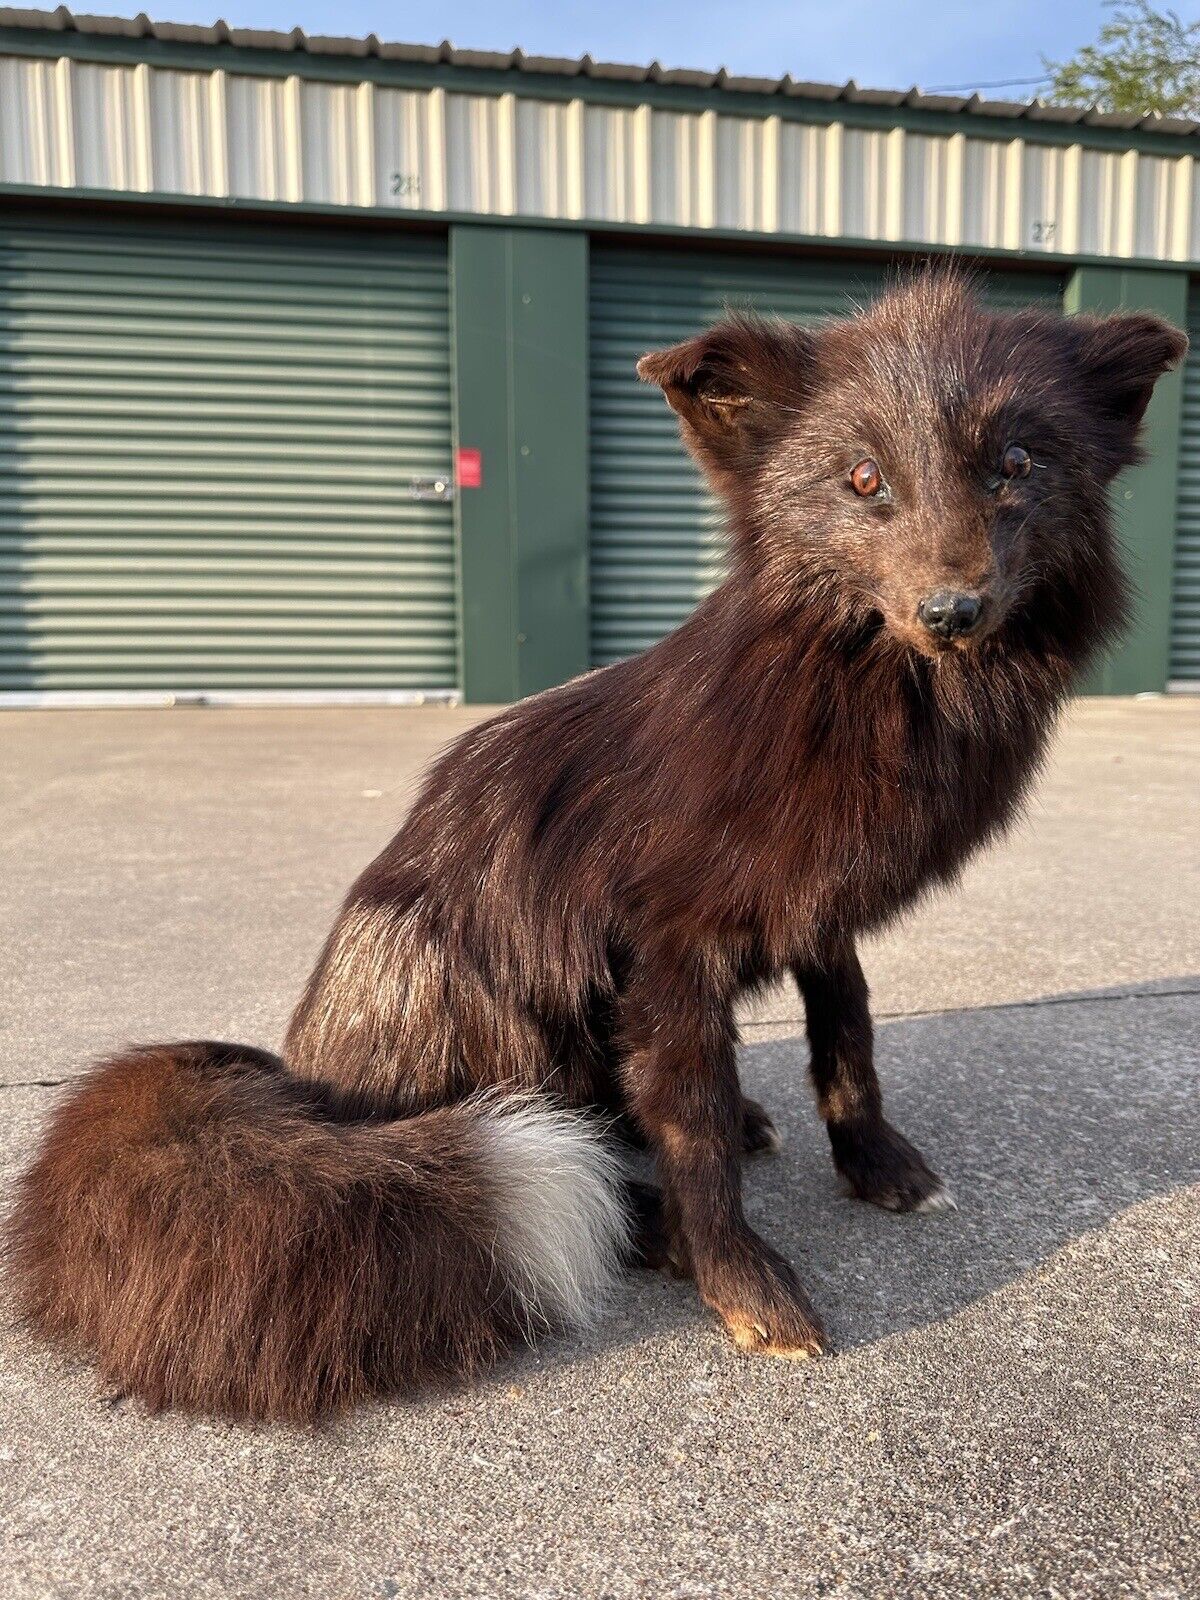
[1043,1,1200,117]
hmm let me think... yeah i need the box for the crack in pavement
[1,984,1197,1092]
[742,982,1200,1034]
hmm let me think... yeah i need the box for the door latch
[409,477,455,502]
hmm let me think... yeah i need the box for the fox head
[638,271,1186,664]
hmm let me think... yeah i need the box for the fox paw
[741,1097,783,1157]
[703,1235,830,1361]
[830,1119,955,1214]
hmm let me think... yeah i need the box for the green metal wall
[0,212,457,693]
[452,226,590,704]
[588,246,1065,666]
[1,203,1187,700]
[1170,283,1200,684]
[1065,266,1189,696]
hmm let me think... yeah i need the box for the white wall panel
[445,91,515,214]
[1079,147,1120,256]
[225,73,296,202]
[649,110,712,228]
[1,56,57,185]
[514,97,580,218]
[777,122,827,237]
[1022,142,1070,254]
[372,86,443,211]
[903,133,943,245]
[70,61,150,192]
[2,51,1198,262]
[962,138,1004,250]
[715,114,771,232]
[300,81,373,207]
[583,103,650,223]
[1132,153,1192,261]
[842,127,891,241]
[149,68,225,196]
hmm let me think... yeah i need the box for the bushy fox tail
[4,1041,629,1422]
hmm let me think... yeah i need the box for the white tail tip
[476,1100,631,1334]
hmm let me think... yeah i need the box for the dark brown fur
[7,1043,534,1419]
[6,270,1185,1416]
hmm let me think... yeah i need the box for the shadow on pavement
[3,978,1197,1406]
[557,976,1200,1369]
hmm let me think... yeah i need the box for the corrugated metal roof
[1,5,1197,137]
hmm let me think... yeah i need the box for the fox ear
[1068,312,1187,455]
[636,316,816,466]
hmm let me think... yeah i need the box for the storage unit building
[1,212,456,691]
[1,9,1197,701]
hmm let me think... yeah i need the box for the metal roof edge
[1,7,1197,137]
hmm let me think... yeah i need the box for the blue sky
[159,0,1199,97]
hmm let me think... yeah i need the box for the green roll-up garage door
[1169,284,1200,686]
[0,212,457,695]
[589,247,1064,666]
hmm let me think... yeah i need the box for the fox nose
[917,589,983,641]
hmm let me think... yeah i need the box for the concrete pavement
[1,697,1197,1598]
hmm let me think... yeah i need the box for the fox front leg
[794,942,954,1213]
[617,953,828,1359]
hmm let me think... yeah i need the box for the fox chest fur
[523,617,1068,993]
[725,657,1063,961]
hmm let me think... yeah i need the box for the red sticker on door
[456,447,483,489]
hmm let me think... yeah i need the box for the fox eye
[850,458,884,497]
[1000,443,1032,479]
